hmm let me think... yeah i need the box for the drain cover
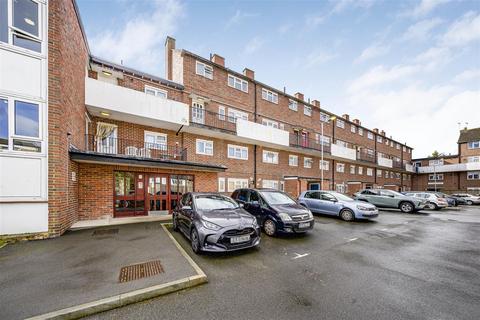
[92,228,119,236]
[119,260,164,283]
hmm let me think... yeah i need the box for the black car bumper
[280,219,315,233]
[202,226,261,252]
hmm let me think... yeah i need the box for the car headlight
[307,210,313,219]
[356,205,371,210]
[201,220,221,231]
[279,212,292,222]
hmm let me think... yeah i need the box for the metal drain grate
[119,260,164,283]
[92,228,119,236]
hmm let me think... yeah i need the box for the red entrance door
[114,172,146,217]
[146,174,170,215]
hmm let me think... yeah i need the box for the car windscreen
[328,192,354,201]
[194,195,239,210]
[382,190,404,197]
[260,191,296,205]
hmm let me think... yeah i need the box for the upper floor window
[320,112,330,122]
[367,132,374,140]
[467,172,480,180]
[367,168,373,176]
[196,61,213,79]
[429,173,444,181]
[336,119,345,128]
[336,140,347,148]
[320,160,329,170]
[351,125,356,133]
[384,171,389,178]
[304,157,313,168]
[228,74,248,92]
[429,159,444,166]
[358,127,363,136]
[288,99,298,111]
[263,150,279,164]
[408,148,411,154]
[403,146,406,152]
[336,163,345,173]
[262,118,284,130]
[377,135,383,143]
[228,144,248,160]
[262,88,278,104]
[304,105,312,117]
[468,141,480,149]
[467,156,480,163]
[144,131,167,150]
[289,155,298,166]
[385,139,389,145]
[227,108,248,123]
[1,0,41,53]
[396,143,400,150]
[196,139,213,156]
[350,165,355,174]
[358,166,363,175]
[145,86,167,98]
[390,140,394,147]
[377,169,382,177]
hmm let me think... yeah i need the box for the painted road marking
[347,238,358,242]
[292,253,310,260]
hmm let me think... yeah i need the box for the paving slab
[0,222,204,320]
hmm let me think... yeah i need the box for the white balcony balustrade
[236,119,290,147]
[331,144,357,161]
[377,157,393,168]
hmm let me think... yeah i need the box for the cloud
[90,0,184,75]
[441,11,480,47]
[243,37,264,55]
[225,10,258,29]
[348,65,418,93]
[306,0,375,27]
[453,69,480,83]
[278,23,293,35]
[409,0,451,18]
[355,42,390,64]
[414,46,452,70]
[401,18,443,41]
[304,50,336,68]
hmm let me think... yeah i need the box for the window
[468,141,480,149]
[218,106,226,120]
[395,172,401,179]
[320,112,330,122]
[408,148,411,154]
[1,98,8,149]
[385,171,389,178]
[1,0,41,52]
[320,160,329,170]
[336,119,345,128]
[367,132,374,140]
[429,174,444,181]
[320,135,330,145]
[358,127,363,136]
[227,108,248,123]
[218,177,225,192]
[144,131,167,150]
[262,118,284,130]
[396,143,400,150]
[336,184,346,194]
[196,139,213,155]
[336,140,347,148]
[196,61,213,79]
[350,165,355,174]
[304,105,312,116]
[467,172,480,180]
[228,144,248,160]
[390,172,394,178]
[385,139,389,145]
[289,155,298,166]
[263,150,279,164]
[261,88,278,103]
[289,99,298,111]
[358,166,363,175]
[304,157,313,168]
[336,163,345,173]
[390,140,394,147]
[227,178,249,192]
[377,169,382,177]
[263,180,280,190]
[467,156,480,163]
[228,74,248,92]
[377,136,383,143]
[15,100,39,137]
[351,125,356,133]
[403,146,406,152]
[96,122,117,154]
[367,168,373,176]
[144,86,167,98]
[429,159,444,166]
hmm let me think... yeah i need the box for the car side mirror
[238,203,244,208]
[181,205,192,210]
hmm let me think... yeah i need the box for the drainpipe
[374,135,377,186]
[253,82,257,188]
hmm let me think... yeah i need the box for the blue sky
[77,0,480,158]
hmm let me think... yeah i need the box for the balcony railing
[189,107,237,133]
[392,159,403,169]
[289,133,331,153]
[357,151,375,163]
[83,135,187,161]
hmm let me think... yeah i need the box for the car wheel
[172,214,179,231]
[263,219,277,237]
[466,200,473,205]
[399,201,414,213]
[427,202,438,210]
[340,209,355,222]
[190,228,202,254]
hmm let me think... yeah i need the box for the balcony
[289,134,331,153]
[377,157,393,168]
[82,135,187,161]
[189,107,236,133]
[392,159,403,169]
[357,150,375,163]
[236,119,290,147]
[331,144,356,161]
[417,162,480,173]
[404,163,415,172]
[85,77,189,130]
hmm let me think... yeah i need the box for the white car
[451,193,480,205]
[404,192,449,210]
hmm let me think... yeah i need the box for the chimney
[211,54,225,67]
[294,92,304,101]
[353,119,361,125]
[373,128,379,134]
[243,68,255,80]
[380,130,385,136]
[165,36,176,80]
[342,114,350,121]
[312,100,320,108]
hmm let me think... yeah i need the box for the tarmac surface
[87,206,480,320]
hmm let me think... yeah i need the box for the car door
[362,190,384,207]
[378,190,397,208]
[246,190,265,224]
[302,191,322,213]
[318,192,341,215]
[179,193,194,234]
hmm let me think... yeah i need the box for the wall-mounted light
[100,111,110,116]
[102,70,112,77]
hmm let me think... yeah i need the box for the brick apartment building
[412,128,480,194]
[1,0,416,238]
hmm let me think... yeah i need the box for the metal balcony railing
[289,133,331,153]
[357,151,376,163]
[392,159,403,169]
[189,107,237,133]
[83,134,187,161]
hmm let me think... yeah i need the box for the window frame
[336,162,345,173]
[467,172,480,180]
[289,154,298,167]
[262,150,279,164]
[144,85,167,98]
[195,60,213,79]
[320,160,329,170]
[336,119,345,128]
[261,88,278,104]
[144,131,167,149]
[195,139,213,156]
[351,125,356,133]
[228,74,248,93]
[367,131,374,140]
[218,177,225,192]
[468,141,480,149]
[288,99,298,111]
[227,144,248,160]
[304,157,313,168]
[227,178,249,192]
[303,105,312,117]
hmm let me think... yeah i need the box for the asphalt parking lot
[87,206,480,320]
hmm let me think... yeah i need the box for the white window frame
[195,139,213,156]
[358,166,363,175]
[228,144,248,160]
[351,125,356,133]
[367,168,373,176]
[467,172,480,180]
[144,85,167,98]
[144,131,167,150]
[195,61,213,79]
[396,143,400,150]
[261,88,278,104]
[429,159,444,166]
[218,177,225,192]
[304,105,312,117]
[468,141,480,149]
[304,157,313,168]
[350,165,356,174]
[262,180,280,190]
[429,173,444,181]
[377,135,383,143]
[227,108,248,123]
[228,74,248,93]
[336,119,345,128]
[289,99,298,111]
[320,112,329,122]
[262,150,279,164]
[289,155,298,167]
[227,178,249,192]
[262,118,279,129]
[218,106,226,120]
[367,132,374,140]
[377,169,382,177]
[467,156,480,163]
[358,127,363,136]
[336,163,345,173]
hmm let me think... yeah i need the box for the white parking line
[292,253,310,260]
[347,238,358,242]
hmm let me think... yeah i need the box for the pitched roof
[457,127,480,143]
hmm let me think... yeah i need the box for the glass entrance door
[147,174,169,215]
[114,172,146,217]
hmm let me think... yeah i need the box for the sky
[77,0,480,158]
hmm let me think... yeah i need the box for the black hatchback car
[231,188,314,236]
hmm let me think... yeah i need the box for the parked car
[353,189,427,213]
[298,190,379,221]
[447,194,468,205]
[231,188,314,236]
[450,193,480,205]
[403,192,448,210]
[431,192,459,206]
[173,192,261,254]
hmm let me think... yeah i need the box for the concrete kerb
[25,224,207,320]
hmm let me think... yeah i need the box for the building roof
[412,154,458,161]
[457,127,480,143]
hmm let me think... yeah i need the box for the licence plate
[231,235,250,244]
[299,222,310,229]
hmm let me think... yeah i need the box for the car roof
[236,188,280,192]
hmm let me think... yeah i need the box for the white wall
[236,119,290,147]
[377,157,393,168]
[0,203,48,234]
[331,144,357,161]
